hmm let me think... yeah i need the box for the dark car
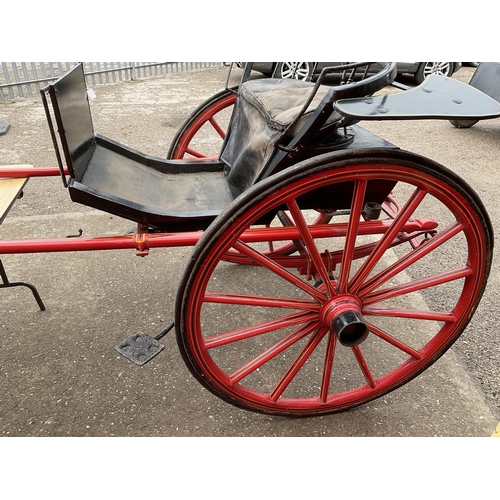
[245,62,462,85]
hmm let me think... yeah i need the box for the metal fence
[0,62,222,101]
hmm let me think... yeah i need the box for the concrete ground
[0,64,498,437]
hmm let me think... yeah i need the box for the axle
[320,296,369,347]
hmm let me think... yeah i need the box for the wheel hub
[320,295,369,347]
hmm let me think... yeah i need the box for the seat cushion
[239,78,342,134]
[221,79,342,195]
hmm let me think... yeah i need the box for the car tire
[415,62,454,85]
[275,62,314,81]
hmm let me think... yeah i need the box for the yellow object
[492,422,500,437]
[0,165,32,223]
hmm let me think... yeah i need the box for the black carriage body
[44,63,401,230]
[43,62,500,232]
[46,64,231,231]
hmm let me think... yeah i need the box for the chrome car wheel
[276,62,313,81]
[415,62,453,84]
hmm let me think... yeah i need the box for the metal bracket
[115,332,165,365]
[134,224,150,257]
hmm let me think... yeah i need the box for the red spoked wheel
[167,87,238,160]
[176,150,493,416]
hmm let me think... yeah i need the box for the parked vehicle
[245,62,462,84]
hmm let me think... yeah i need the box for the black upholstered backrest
[49,63,95,181]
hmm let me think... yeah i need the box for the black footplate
[335,74,500,121]
[115,333,165,365]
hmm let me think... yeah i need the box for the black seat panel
[45,64,234,231]
[68,137,232,230]
[49,63,95,181]
[81,140,232,213]
[334,75,500,120]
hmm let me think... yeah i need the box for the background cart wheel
[167,87,238,160]
[175,150,492,416]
